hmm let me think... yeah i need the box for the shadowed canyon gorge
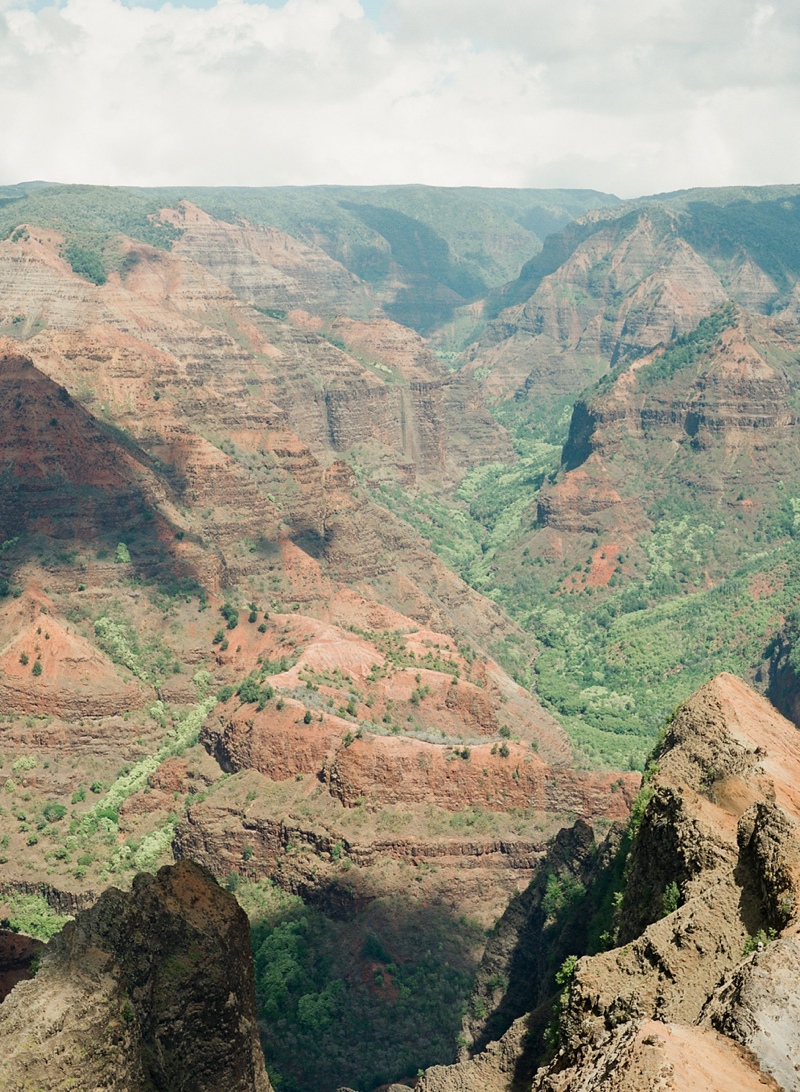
[1,181,800,1090]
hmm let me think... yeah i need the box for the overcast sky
[0,0,798,196]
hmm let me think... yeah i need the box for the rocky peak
[0,860,272,1091]
[466,210,731,410]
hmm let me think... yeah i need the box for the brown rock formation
[0,594,148,717]
[329,314,513,475]
[0,348,169,544]
[416,674,800,1092]
[534,1019,779,1092]
[0,860,271,1091]
[535,457,646,538]
[165,200,369,319]
[0,224,522,650]
[563,319,799,465]
[509,309,800,596]
[467,211,730,406]
[704,936,800,1090]
[326,735,637,819]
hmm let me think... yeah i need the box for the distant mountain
[0,182,620,334]
[401,186,800,764]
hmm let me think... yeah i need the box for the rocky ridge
[465,210,732,410]
[483,302,800,628]
[0,860,271,1091]
[416,674,800,1091]
[0,222,523,646]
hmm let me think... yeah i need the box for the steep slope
[466,189,800,431]
[417,674,800,1092]
[0,343,212,588]
[445,270,800,764]
[533,306,800,569]
[0,223,519,647]
[327,313,514,476]
[0,931,43,1004]
[0,593,148,717]
[465,208,730,425]
[0,860,271,1091]
[164,200,369,319]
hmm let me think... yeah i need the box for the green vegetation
[93,612,178,687]
[636,303,737,387]
[742,927,777,956]
[542,873,585,921]
[370,360,800,770]
[628,785,655,835]
[529,542,800,767]
[679,192,800,294]
[662,881,681,916]
[63,242,107,286]
[220,603,239,629]
[0,183,182,259]
[554,953,578,987]
[368,439,560,588]
[236,674,275,709]
[250,897,482,1092]
[103,699,214,813]
[3,893,71,940]
[102,818,181,877]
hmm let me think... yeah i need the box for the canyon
[0,181,799,1090]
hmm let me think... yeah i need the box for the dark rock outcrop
[0,930,44,1003]
[0,860,271,1091]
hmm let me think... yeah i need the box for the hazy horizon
[5,178,800,204]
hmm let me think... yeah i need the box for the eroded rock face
[0,349,194,575]
[534,317,800,555]
[326,735,638,819]
[703,936,800,1091]
[201,699,637,820]
[531,1019,781,1092]
[462,820,627,1057]
[416,674,800,1092]
[165,201,369,320]
[0,860,271,1092]
[467,211,731,407]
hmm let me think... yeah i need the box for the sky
[0,0,799,196]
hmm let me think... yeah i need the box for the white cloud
[0,0,798,195]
